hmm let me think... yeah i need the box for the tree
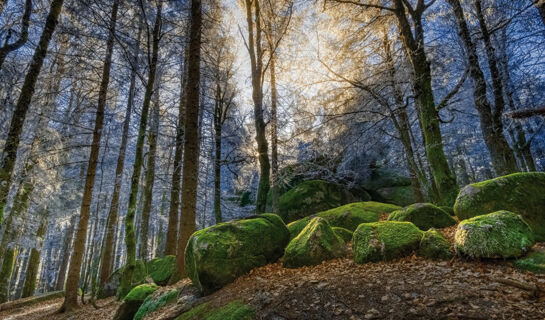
[0,0,64,224]
[59,0,119,311]
[0,0,32,70]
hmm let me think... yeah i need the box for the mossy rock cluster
[146,255,176,286]
[418,229,453,260]
[185,214,289,294]
[333,227,354,242]
[353,221,424,263]
[134,289,179,320]
[388,203,456,231]
[362,168,416,206]
[283,217,346,268]
[454,211,535,259]
[286,202,381,239]
[176,300,255,320]
[453,172,545,241]
[514,250,545,274]
[278,180,361,222]
[358,201,401,214]
[114,284,158,320]
[116,260,149,299]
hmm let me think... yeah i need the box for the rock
[357,201,401,214]
[278,180,361,222]
[418,229,452,260]
[185,214,289,294]
[146,255,176,286]
[375,186,415,207]
[439,206,455,216]
[134,289,178,320]
[287,202,380,239]
[353,221,423,263]
[388,203,456,231]
[114,284,158,320]
[362,167,416,206]
[333,227,354,242]
[98,267,122,299]
[454,210,535,258]
[514,250,545,274]
[283,217,346,268]
[176,300,255,320]
[453,172,545,241]
[115,260,149,299]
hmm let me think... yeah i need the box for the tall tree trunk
[174,0,202,281]
[270,54,280,214]
[99,22,141,288]
[59,0,119,311]
[0,0,32,70]
[213,84,223,224]
[0,0,64,224]
[55,214,76,291]
[21,208,48,298]
[139,72,161,260]
[120,1,161,298]
[245,0,270,213]
[447,0,518,176]
[392,0,458,205]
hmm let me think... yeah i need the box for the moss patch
[454,211,535,259]
[418,229,452,260]
[439,206,455,216]
[116,260,148,299]
[185,214,289,294]
[283,217,346,268]
[388,203,456,231]
[115,284,159,320]
[333,227,354,243]
[358,201,401,214]
[146,255,176,286]
[176,300,255,320]
[514,250,545,274]
[453,172,545,241]
[353,221,423,263]
[134,289,178,320]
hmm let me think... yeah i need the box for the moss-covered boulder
[363,168,416,206]
[114,284,159,320]
[185,214,289,294]
[286,202,380,239]
[388,203,456,231]
[353,221,423,263]
[514,250,545,274]
[333,227,354,242]
[439,206,455,216]
[146,255,176,286]
[453,172,545,241]
[454,211,535,259]
[418,229,452,260]
[116,260,149,299]
[358,201,401,214]
[283,217,346,268]
[134,288,178,320]
[278,180,360,222]
[176,300,255,320]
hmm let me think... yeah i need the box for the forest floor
[1,230,545,319]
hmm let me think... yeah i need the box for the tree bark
[55,214,76,291]
[59,0,119,311]
[0,0,32,70]
[21,208,48,298]
[270,53,280,214]
[174,0,202,281]
[0,0,64,224]
[214,84,223,224]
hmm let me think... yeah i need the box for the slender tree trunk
[270,54,280,214]
[59,0,119,311]
[213,85,223,224]
[120,1,161,297]
[0,0,64,224]
[0,0,32,70]
[174,0,202,281]
[21,208,48,298]
[55,214,76,291]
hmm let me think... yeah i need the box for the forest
[0,0,544,319]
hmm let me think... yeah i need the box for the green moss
[283,217,346,268]
[176,300,255,320]
[353,221,423,263]
[514,251,545,274]
[418,229,452,260]
[454,211,535,259]
[439,206,455,216]
[388,203,456,231]
[185,214,289,294]
[278,180,358,222]
[146,255,176,286]
[333,227,354,242]
[115,284,159,320]
[134,289,178,320]
[124,284,159,302]
[286,202,379,240]
[358,201,401,214]
[453,172,545,241]
[116,260,148,299]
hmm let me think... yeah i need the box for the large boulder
[116,260,148,299]
[286,202,380,239]
[353,221,423,263]
[418,229,452,260]
[283,217,346,268]
[114,284,158,320]
[388,203,456,231]
[453,172,545,240]
[278,180,363,222]
[514,250,545,274]
[454,211,535,259]
[146,255,176,286]
[134,288,179,320]
[185,214,289,294]
[363,167,416,206]
[177,300,255,320]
